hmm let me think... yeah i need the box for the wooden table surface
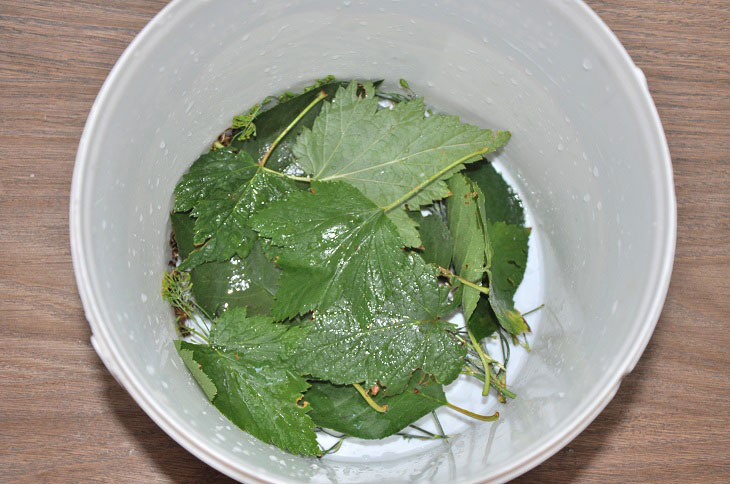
[2,1,728,482]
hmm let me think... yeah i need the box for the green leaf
[447,174,487,320]
[230,80,349,173]
[292,81,510,245]
[410,212,453,269]
[170,211,196,260]
[451,163,531,336]
[192,244,280,317]
[231,103,263,142]
[305,372,445,440]
[251,181,465,391]
[461,162,530,335]
[250,181,434,320]
[176,309,320,456]
[466,297,500,342]
[465,162,525,226]
[210,307,305,359]
[174,340,217,401]
[294,288,464,393]
[171,213,281,317]
[488,222,530,299]
[486,221,531,335]
[173,149,296,270]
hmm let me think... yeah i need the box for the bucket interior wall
[76,1,672,482]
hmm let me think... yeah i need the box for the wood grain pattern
[1,1,728,482]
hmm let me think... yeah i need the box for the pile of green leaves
[162,79,531,456]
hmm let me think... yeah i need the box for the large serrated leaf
[293,263,465,393]
[292,81,510,246]
[211,307,304,359]
[305,371,445,440]
[250,181,424,320]
[250,181,465,391]
[447,174,488,321]
[173,150,296,270]
[176,309,320,456]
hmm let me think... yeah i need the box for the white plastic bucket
[70,1,675,482]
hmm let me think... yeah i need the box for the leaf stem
[320,436,346,456]
[445,402,499,421]
[381,147,489,213]
[260,166,313,182]
[408,424,437,437]
[438,266,489,295]
[522,303,545,317]
[415,392,499,421]
[259,90,328,168]
[468,329,492,396]
[191,301,213,323]
[497,328,511,368]
[179,324,210,344]
[432,410,447,438]
[315,427,346,438]
[397,432,447,441]
[353,383,388,413]
[462,367,517,399]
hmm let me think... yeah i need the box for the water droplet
[159,141,166,149]
[486,97,493,104]
[343,0,351,5]
[141,293,148,302]
[592,166,600,177]
[582,58,593,71]
[557,142,565,151]
[583,194,591,203]
[482,36,489,43]
[596,201,603,210]
[158,66,165,73]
